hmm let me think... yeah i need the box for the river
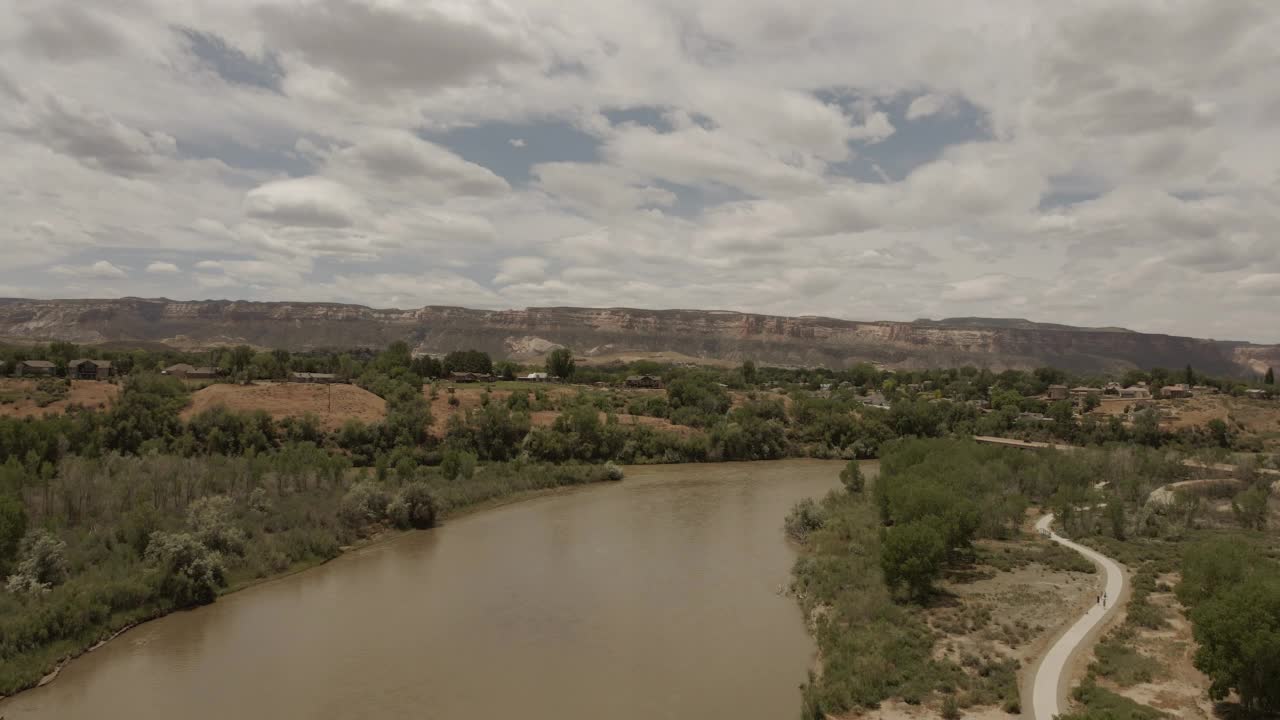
[0,460,850,720]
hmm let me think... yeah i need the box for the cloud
[51,260,127,279]
[258,0,532,99]
[244,177,364,228]
[906,93,952,120]
[1237,274,1280,296]
[2,0,1280,342]
[145,261,180,274]
[942,274,1018,302]
[19,94,177,175]
[16,4,124,63]
[494,256,550,285]
[335,130,509,194]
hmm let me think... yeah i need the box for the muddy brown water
[0,460,854,720]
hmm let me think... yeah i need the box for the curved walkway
[1030,513,1127,720]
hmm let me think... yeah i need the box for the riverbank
[1,459,839,720]
[0,460,622,699]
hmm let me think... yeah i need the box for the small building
[1191,384,1216,395]
[68,359,113,381]
[1070,386,1102,398]
[162,363,196,378]
[625,375,663,389]
[1119,385,1151,399]
[1245,388,1268,400]
[291,372,338,384]
[450,372,496,383]
[860,391,889,408]
[16,360,56,377]
[1046,384,1069,401]
[1161,383,1192,399]
[519,372,550,382]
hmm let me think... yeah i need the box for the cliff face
[0,298,1276,376]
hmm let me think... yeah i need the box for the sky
[2,0,1279,343]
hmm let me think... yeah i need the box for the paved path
[1030,513,1126,720]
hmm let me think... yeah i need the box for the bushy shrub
[4,529,68,594]
[785,498,825,541]
[338,481,391,530]
[186,495,246,556]
[145,531,226,607]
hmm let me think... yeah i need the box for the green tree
[547,347,575,380]
[440,449,477,481]
[1267,367,1275,385]
[880,520,946,601]
[1232,485,1269,530]
[741,359,757,385]
[1106,500,1126,540]
[1190,575,1280,712]
[1185,363,1196,386]
[839,460,865,493]
[230,345,254,373]
[1131,409,1162,447]
[1206,418,1231,448]
[0,494,28,573]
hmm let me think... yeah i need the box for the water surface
[0,460,846,720]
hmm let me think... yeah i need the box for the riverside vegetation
[1,340,1277,703]
[787,438,1279,719]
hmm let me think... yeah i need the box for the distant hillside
[0,297,1276,376]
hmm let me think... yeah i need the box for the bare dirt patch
[1090,573,1215,719]
[0,379,119,417]
[182,382,386,431]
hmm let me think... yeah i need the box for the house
[625,375,663,389]
[450,372,496,383]
[1046,384,1069,401]
[68,359,113,381]
[1161,383,1192,399]
[15,360,56,377]
[1245,388,1268,400]
[291,372,338,384]
[1070,386,1101,398]
[860,391,889,409]
[162,363,196,378]
[1119,385,1151,399]
[519,372,550,382]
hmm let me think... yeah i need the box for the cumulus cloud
[2,0,1279,342]
[51,260,127,279]
[244,177,364,228]
[258,0,532,98]
[494,256,550,285]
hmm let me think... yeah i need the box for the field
[1090,394,1280,450]
[0,378,119,418]
[182,382,387,431]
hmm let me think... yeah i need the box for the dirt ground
[0,378,119,417]
[1091,395,1280,450]
[847,532,1099,720]
[1097,573,1216,719]
[182,382,386,431]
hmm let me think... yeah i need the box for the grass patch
[1061,678,1165,720]
[1090,627,1162,686]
